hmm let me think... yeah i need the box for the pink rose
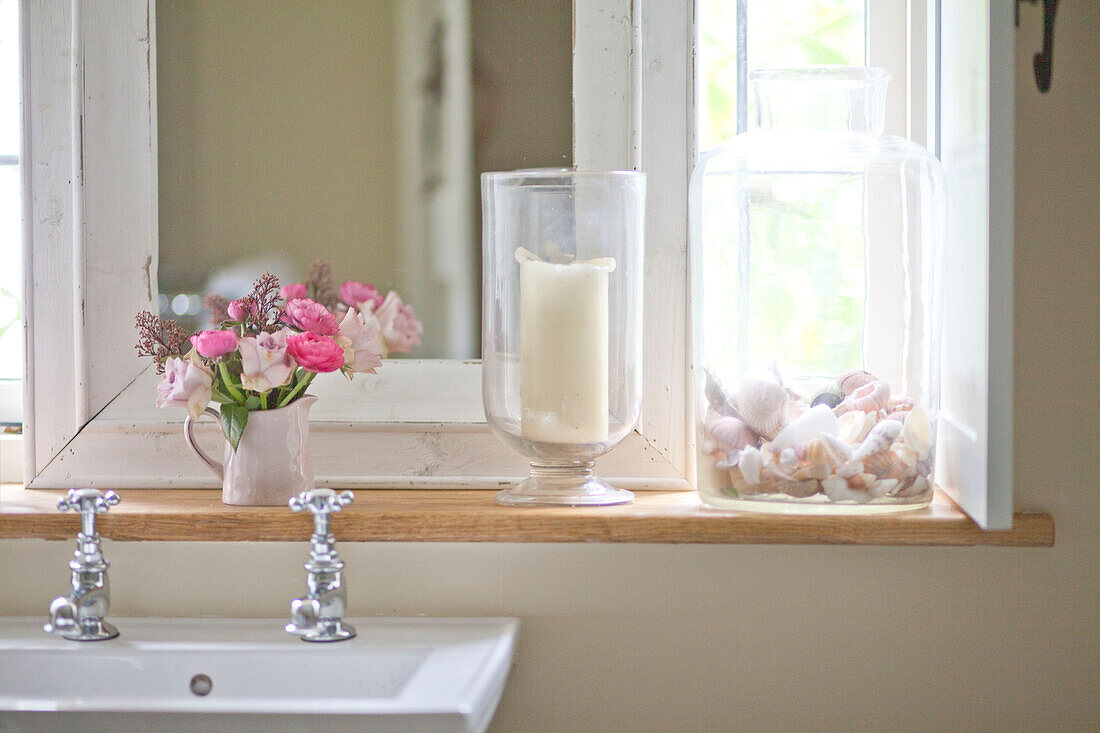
[339,281,384,311]
[156,355,214,419]
[189,329,238,358]
[227,298,257,321]
[281,283,308,301]
[373,291,422,354]
[238,329,296,392]
[286,332,346,373]
[282,298,339,336]
[335,308,383,374]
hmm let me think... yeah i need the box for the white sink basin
[0,617,518,733]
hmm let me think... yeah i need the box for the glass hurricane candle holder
[482,169,645,506]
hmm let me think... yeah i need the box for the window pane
[0,0,20,382]
[0,0,17,156]
[698,0,866,151]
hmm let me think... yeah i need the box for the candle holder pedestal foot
[495,462,634,506]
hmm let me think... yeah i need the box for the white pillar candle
[517,248,615,444]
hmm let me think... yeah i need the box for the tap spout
[44,489,121,641]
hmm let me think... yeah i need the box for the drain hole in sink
[190,673,213,696]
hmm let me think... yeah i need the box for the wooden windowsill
[0,485,1053,546]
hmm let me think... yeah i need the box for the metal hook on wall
[1016,0,1060,93]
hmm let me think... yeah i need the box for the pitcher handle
[184,407,224,481]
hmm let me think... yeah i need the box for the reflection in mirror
[156,0,572,358]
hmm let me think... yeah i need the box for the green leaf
[244,395,262,410]
[219,404,249,452]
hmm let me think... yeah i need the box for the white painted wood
[22,0,156,484]
[934,0,1013,529]
[575,0,693,479]
[23,0,81,477]
[20,0,691,491]
[573,0,637,172]
[31,363,686,490]
[868,0,910,137]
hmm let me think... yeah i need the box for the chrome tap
[286,488,357,642]
[44,488,121,641]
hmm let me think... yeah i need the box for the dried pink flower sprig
[135,271,388,450]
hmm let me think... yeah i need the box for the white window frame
[20,0,1012,529]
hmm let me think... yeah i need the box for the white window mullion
[867,0,911,138]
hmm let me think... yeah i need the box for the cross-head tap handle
[57,488,119,537]
[289,488,354,535]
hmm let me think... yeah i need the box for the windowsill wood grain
[0,485,1053,546]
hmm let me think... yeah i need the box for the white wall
[3,6,1098,731]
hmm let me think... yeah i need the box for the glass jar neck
[750,67,888,135]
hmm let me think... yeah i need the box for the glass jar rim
[482,168,644,185]
[750,66,890,86]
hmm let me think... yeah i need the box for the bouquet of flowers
[136,265,422,450]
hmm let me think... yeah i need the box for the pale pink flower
[280,283,307,301]
[156,355,214,419]
[189,329,238,358]
[282,298,339,336]
[226,298,257,321]
[373,291,422,354]
[339,281,384,311]
[238,329,296,392]
[286,332,346,373]
[334,308,383,374]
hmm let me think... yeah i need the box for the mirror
[155,0,572,359]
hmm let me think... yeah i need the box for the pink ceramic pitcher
[184,396,317,506]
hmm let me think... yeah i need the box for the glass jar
[690,67,945,513]
[482,169,645,506]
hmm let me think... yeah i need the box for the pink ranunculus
[238,328,296,392]
[339,281,384,311]
[286,332,346,373]
[373,291,423,354]
[226,298,257,321]
[280,283,308,301]
[335,308,383,374]
[156,355,214,419]
[190,329,238,358]
[282,298,339,336]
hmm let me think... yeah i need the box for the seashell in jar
[776,479,821,498]
[836,410,875,444]
[704,369,739,416]
[706,415,759,454]
[836,461,862,479]
[727,467,762,495]
[823,475,872,503]
[851,419,904,462]
[736,376,790,440]
[888,396,916,413]
[837,369,877,396]
[787,438,839,481]
[862,446,916,479]
[835,380,891,416]
[891,473,930,499]
[820,433,855,462]
[901,405,932,460]
[737,446,763,485]
[870,478,899,498]
[793,462,831,482]
[847,472,878,492]
[810,386,845,409]
[893,445,919,471]
[771,404,838,452]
